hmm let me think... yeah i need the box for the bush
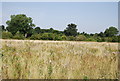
[61,35,67,40]
[41,33,54,40]
[86,37,97,42]
[111,36,119,42]
[13,32,25,39]
[75,35,86,41]
[30,34,41,40]
[67,36,75,41]
[104,37,113,42]
[53,34,62,40]
[2,31,13,39]
[96,37,104,42]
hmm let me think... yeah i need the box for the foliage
[75,35,86,41]
[30,34,42,40]
[98,32,105,37]
[2,31,13,39]
[41,33,54,40]
[67,36,75,41]
[13,32,25,39]
[111,36,119,42]
[0,25,6,31]
[2,14,120,42]
[53,34,62,40]
[64,23,78,36]
[104,37,113,42]
[96,37,104,42]
[34,27,41,34]
[86,37,97,42]
[6,14,35,37]
[61,35,67,40]
[104,27,119,37]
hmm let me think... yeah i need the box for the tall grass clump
[1,39,119,79]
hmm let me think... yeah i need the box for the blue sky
[2,2,118,33]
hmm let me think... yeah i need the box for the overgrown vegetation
[0,14,120,42]
[1,39,119,79]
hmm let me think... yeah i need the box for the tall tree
[104,27,119,37]
[64,23,78,36]
[6,14,35,37]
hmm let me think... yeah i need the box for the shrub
[41,33,54,40]
[86,37,97,42]
[104,37,113,42]
[13,32,25,39]
[2,31,13,39]
[67,36,75,41]
[53,34,62,40]
[75,35,86,41]
[111,36,119,42]
[30,34,41,40]
[61,35,67,40]
[96,37,104,42]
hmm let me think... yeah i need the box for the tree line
[0,14,120,42]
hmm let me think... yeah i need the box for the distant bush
[104,37,113,42]
[13,32,25,39]
[53,34,62,40]
[61,35,67,40]
[30,34,41,40]
[41,33,54,40]
[75,35,86,41]
[67,36,75,41]
[111,36,119,42]
[104,37,119,42]
[95,37,104,42]
[86,37,97,42]
[2,31,13,39]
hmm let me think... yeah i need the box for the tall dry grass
[0,39,119,79]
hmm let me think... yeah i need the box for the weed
[1,39,119,79]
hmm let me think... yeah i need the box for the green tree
[34,27,41,34]
[64,23,78,36]
[6,14,35,37]
[81,32,90,37]
[0,25,6,31]
[104,27,119,37]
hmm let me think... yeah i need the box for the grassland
[0,39,119,79]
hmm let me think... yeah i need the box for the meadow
[0,39,119,79]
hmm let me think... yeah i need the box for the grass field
[0,39,119,79]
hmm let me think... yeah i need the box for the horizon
[2,2,118,34]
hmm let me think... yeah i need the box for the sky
[1,2,118,34]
